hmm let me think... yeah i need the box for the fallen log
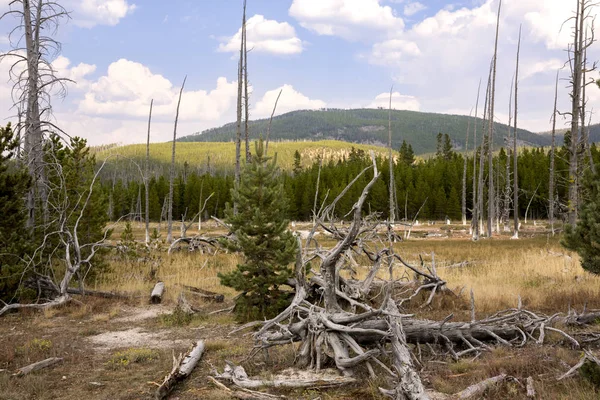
[215,364,356,389]
[182,284,225,303]
[155,340,205,400]
[151,282,165,304]
[14,357,63,377]
[66,288,128,299]
[454,374,507,399]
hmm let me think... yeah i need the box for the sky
[0,0,597,146]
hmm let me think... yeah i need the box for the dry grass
[2,222,600,399]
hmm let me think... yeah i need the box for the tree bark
[462,110,472,226]
[156,340,205,400]
[151,282,165,304]
[15,357,63,377]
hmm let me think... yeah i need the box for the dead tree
[462,108,472,226]
[0,157,115,317]
[566,0,596,224]
[243,1,251,164]
[580,29,597,176]
[487,0,502,237]
[388,87,397,236]
[1,0,70,228]
[167,77,186,243]
[503,76,513,232]
[476,65,492,240]
[264,89,282,156]
[549,71,559,235]
[471,82,481,237]
[513,26,521,238]
[234,0,247,210]
[145,99,153,244]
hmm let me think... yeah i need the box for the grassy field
[1,222,600,399]
[93,140,396,172]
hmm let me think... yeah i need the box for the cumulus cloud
[0,0,135,28]
[64,0,136,28]
[289,0,404,39]
[367,91,420,111]
[368,39,420,66]
[78,59,237,123]
[403,2,426,17]
[253,84,326,118]
[219,15,303,55]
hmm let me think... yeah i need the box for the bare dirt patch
[87,327,188,351]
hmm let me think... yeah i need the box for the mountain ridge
[180,108,553,154]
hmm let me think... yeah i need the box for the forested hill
[179,108,551,154]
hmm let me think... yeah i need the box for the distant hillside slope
[180,108,551,154]
[96,140,396,176]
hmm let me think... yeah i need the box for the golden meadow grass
[96,222,600,315]
[94,140,396,171]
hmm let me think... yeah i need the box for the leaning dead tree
[145,99,153,244]
[234,0,247,208]
[167,77,186,243]
[0,156,115,317]
[1,0,70,228]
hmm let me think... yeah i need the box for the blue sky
[0,0,595,145]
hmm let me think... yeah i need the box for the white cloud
[403,2,426,17]
[0,35,8,45]
[0,0,135,28]
[253,84,326,118]
[289,0,404,39]
[64,0,136,28]
[367,91,420,111]
[521,58,564,80]
[78,59,237,123]
[219,15,303,55]
[368,39,420,66]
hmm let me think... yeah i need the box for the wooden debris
[454,374,507,399]
[155,340,205,400]
[215,364,356,389]
[526,376,535,398]
[14,357,63,377]
[182,284,225,303]
[150,282,165,304]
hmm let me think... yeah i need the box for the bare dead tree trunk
[581,30,597,176]
[167,77,186,243]
[264,89,282,156]
[462,108,472,226]
[388,87,396,235]
[568,0,584,225]
[550,70,559,236]
[513,26,521,238]
[487,0,501,237]
[234,0,246,214]
[471,82,481,238]
[243,0,250,164]
[503,77,513,232]
[476,66,492,240]
[145,99,153,244]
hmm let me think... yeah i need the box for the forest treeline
[103,135,598,224]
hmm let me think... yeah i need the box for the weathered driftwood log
[526,376,536,398]
[25,276,128,299]
[14,357,63,376]
[215,363,357,389]
[156,340,205,400]
[151,282,165,304]
[454,374,507,399]
[182,285,225,303]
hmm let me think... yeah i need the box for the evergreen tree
[293,150,302,175]
[563,170,600,274]
[443,134,454,160]
[399,140,415,165]
[0,124,33,302]
[219,139,297,321]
